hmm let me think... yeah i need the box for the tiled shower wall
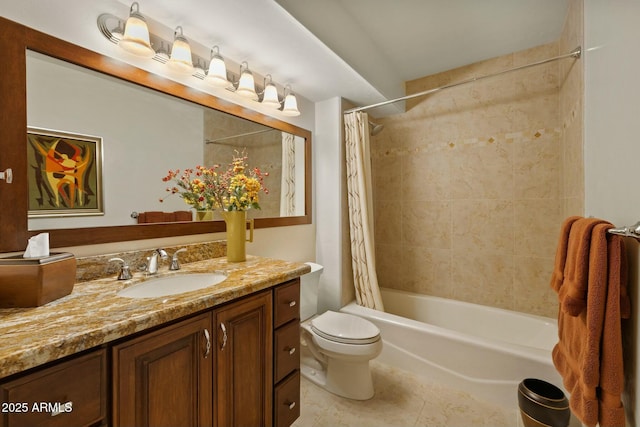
[371,2,583,317]
[559,0,584,219]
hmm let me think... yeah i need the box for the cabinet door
[112,313,213,427]
[0,349,107,427]
[214,290,273,427]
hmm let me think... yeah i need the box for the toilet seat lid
[310,311,380,344]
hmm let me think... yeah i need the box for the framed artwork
[27,127,104,218]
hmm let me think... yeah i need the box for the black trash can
[518,378,570,427]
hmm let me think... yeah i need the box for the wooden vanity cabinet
[0,349,107,427]
[0,278,301,427]
[112,313,213,427]
[273,279,301,427]
[214,290,273,427]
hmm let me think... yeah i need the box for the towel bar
[607,221,640,239]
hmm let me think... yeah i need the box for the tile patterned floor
[292,360,521,427]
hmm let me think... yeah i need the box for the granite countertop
[0,255,310,380]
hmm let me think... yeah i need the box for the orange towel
[599,234,628,427]
[550,216,582,292]
[559,217,610,316]
[552,220,629,427]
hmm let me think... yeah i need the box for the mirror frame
[0,17,312,253]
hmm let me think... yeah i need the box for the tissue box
[0,252,76,308]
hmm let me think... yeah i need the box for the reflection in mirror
[27,50,305,231]
[203,109,306,219]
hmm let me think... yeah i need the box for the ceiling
[118,0,568,116]
[2,0,569,116]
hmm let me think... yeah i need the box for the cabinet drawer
[274,371,300,427]
[274,321,300,383]
[0,349,107,427]
[274,280,300,328]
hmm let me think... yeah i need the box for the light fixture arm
[173,25,185,39]
[129,2,140,14]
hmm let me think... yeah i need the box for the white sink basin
[117,273,227,298]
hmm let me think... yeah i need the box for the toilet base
[300,345,376,400]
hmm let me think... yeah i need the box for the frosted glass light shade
[236,69,258,100]
[167,28,194,74]
[261,83,281,108]
[282,92,300,116]
[118,9,155,58]
[205,55,229,86]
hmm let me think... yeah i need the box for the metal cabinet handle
[220,323,228,350]
[286,346,296,355]
[0,168,12,184]
[288,300,297,307]
[51,401,72,416]
[286,401,296,410]
[203,328,211,358]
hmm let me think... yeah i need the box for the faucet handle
[109,257,133,280]
[170,248,187,271]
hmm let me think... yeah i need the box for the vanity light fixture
[234,62,258,100]
[118,2,155,58]
[97,4,302,115]
[204,46,230,87]
[281,85,301,117]
[167,26,194,73]
[110,20,124,42]
[193,58,206,78]
[155,41,170,61]
[260,75,281,109]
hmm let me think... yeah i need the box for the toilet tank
[300,262,324,321]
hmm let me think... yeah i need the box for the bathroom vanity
[0,255,309,427]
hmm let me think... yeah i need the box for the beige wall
[371,4,583,317]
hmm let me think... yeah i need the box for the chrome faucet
[170,248,187,271]
[109,257,132,280]
[147,248,168,275]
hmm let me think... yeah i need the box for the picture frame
[27,127,104,218]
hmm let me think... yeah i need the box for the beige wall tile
[401,246,452,298]
[513,255,558,317]
[514,199,563,258]
[513,131,561,199]
[402,201,451,249]
[450,141,514,200]
[373,21,583,316]
[402,148,452,201]
[452,199,514,255]
[374,200,402,246]
[451,252,514,310]
[372,152,403,202]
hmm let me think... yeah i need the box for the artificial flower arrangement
[160,151,268,213]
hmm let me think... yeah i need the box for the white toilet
[299,262,383,400]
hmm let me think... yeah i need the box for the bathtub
[340,287,564,408]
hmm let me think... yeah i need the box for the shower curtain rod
[344,46,582,114]
[205,128,276,144]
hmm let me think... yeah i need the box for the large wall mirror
[0,17,311,253]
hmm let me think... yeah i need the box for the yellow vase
[222,211,254,262]
[195,210,214,221]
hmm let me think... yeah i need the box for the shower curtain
[344,111,384,311]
